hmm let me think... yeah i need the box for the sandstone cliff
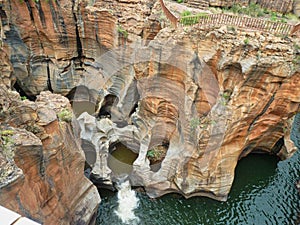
[0,84,100,224]
[0,0,299,208]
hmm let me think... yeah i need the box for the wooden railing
[180,14,295,36]
[158,0,298,37]
[159,0,179,28]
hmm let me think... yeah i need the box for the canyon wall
[0,83,100,224]
[0,0,299,212]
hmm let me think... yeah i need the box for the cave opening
[129,103,139,117]
[98,94,118,119]
[66,85,99,117]
[13,81,36,101]
[232,152,279,193]
[107,142,138,176]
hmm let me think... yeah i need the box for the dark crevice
[24,0,34,22]
[35,0,46,28]
[271,137,284,154]
[48,0,68,47]
[129,103,139,117]
[13,81,36,101]
[46,60,53,92]
[24,0,45,51]
[98,94,118,118]
[248,94,275,131]
[48,0,59,32]
[0,6,7,21]
[72,0,83,65]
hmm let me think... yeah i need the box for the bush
[181,10,191,17]
[117,25,129,39]
[0,129,14,160]
[224,3,265,18]
[146,146,166,162]
[190,117,200,130]
[244,38,250,45]
[57,109,73,122]
[180,13,208,26]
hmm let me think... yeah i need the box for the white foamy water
[115,180,139,224]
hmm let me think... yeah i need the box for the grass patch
[146,145,167,163]
[0,129,14,160]
[190,117,201,130]
[244,38,250,45]
[57,109,73,122]
[117,25,129,39]
[180,13,209,25]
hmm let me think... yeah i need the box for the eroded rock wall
[0,87,100,224]
[0,0,299,204]
[77,23,299,201]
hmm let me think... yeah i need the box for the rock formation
[0,0,299,209]
[295,0,300,17]
[76,24,299,200]
[0,85,100,224]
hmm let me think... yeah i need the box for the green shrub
[181,10,191,17]
[0,130,14,136]
[177,0,183,3]
[284,13,299,22]
[146,146,166,162]
[57,109,73,122]
[270,12,278,22]
[244,38,250,45]
[180,13,208,26]
[224,3,265,18]
[0,129,14,160]
[190,117,200,130]
[117,25,129,39]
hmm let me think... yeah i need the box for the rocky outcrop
[0,0,299,203]
[294,0,300,17]
[0,0,163,97]
[75,20,299,200]
[0,87,100,224]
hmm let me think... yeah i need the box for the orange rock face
[0,0,299,206]
[0,88,100,224]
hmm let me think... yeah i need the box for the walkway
[0,206,40,225]
[180,14,294,36]
[158,0,299,36]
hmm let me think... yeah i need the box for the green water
[108,143,138,175]
[97,151,300,225]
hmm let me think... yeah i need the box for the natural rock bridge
[159,0,300,36]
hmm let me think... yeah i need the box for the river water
[96,150,300,225]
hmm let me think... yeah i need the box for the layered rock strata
[0,0,299,203]
[78,25,299,200]
[0,86,100,224]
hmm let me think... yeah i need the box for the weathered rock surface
[77,23,299,201]
[0,0,299,204]
[0,87,100,224]
[294,0,300,17]
[0,0,162,97]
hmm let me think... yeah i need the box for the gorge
[0,0,299,224]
